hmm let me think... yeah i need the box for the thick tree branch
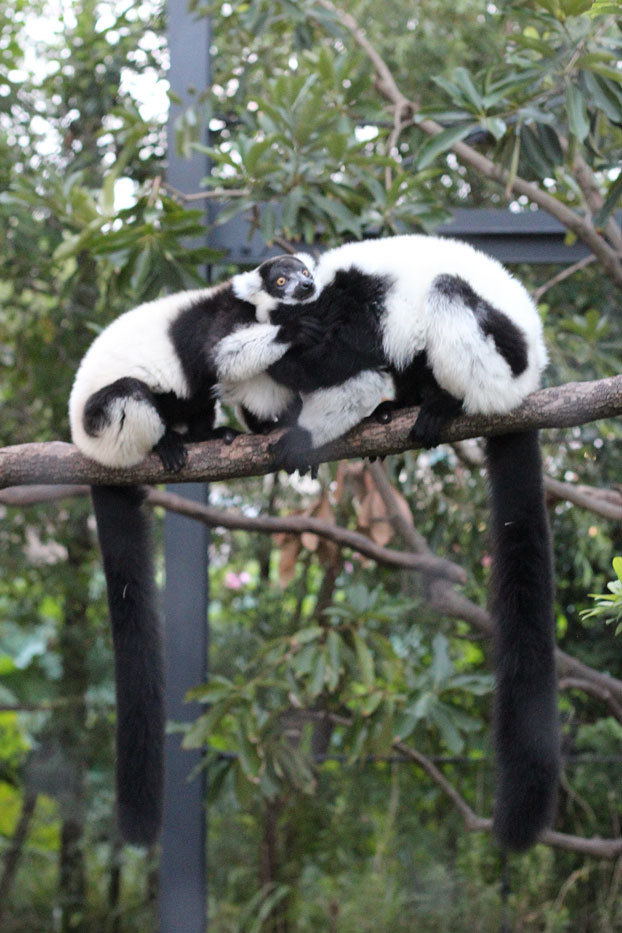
[1,377,620,489]
[146,489,465,582]
[559,677,622,722]
[455,438,622,522]
[314,0,622,287]
[545,476,622,522]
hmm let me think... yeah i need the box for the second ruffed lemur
[216,234,559,853]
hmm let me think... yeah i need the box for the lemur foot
[269,426,315,475]
[154,430,188,472]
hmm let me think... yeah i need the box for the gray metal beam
[209,207,598,266]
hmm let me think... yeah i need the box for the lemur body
[69,255,316,845]
[217,234,559,852]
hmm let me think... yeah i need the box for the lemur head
[232,254,317,322]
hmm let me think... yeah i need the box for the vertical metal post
[160,486,209,933]
[161,2,211,930]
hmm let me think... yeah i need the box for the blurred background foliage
[0,0,620,930]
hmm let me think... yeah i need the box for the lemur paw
[154,430,188,472]
[277,317,326,347]
[372,401,394,425]
[210,425,241,445]
[269,426,314,475]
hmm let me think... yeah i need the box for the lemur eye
[302,269,310,277]
[276,276,286,287]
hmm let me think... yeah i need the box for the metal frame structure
[164,3,595,930]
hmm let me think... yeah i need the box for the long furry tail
[486,430,559,851]
[91,485,165,846]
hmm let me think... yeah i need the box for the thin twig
[160,180,251,202]
[533,255,597,303]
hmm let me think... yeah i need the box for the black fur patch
[168,283,256,395]
[83,377,155,437]
[268,267,393,392]
[432,274,528,377]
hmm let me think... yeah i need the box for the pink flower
[224,570,252,589]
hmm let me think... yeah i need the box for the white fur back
[313,235,546,412]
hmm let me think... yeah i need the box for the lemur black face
[259,256,316,303]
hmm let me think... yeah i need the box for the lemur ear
[294,252,316,273]
[232,268,262,302]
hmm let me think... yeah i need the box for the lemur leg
[239,406,275,435]
[408,385,463,449]
[270,370,393,474]
[424,274,531,418]
[214,323,289,382]
[82,377,169,469]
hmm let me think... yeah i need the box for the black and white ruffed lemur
[215,234,559,852]
[69,255,317,845]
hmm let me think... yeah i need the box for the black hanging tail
[486,430,559,851]
[91,485,165,846]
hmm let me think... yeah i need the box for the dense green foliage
[0,1,620,930]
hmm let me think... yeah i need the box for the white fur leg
[72,397,165,468]
[219,373,295,421]
[298,370,395,447]
[214,323,289,382]
[425,291,541,415]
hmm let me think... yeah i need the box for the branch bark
[1,377,621,488]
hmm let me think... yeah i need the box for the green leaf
[582,72,622,125]
[613,557,622,583]
[244,136,277,175]
[429,634,453,688]
[417,124,475,169]
[565,83,590,143]
[593,172,622,228]
[309,650,327,697]
[353,633,375,689]
[562,0,593,14]
[429,704,464,754]
[588,0,622,15]
[292,625,324,645]
[452,67,484,111]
